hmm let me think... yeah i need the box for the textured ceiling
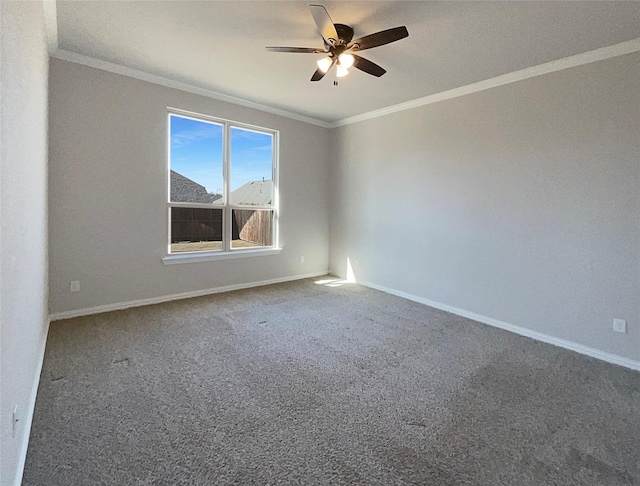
[54,1,640,124]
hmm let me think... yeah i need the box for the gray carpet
[23,277,640,485]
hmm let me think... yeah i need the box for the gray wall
[0,2,50,485]
[48,59,330,315]
[329,53,640,362]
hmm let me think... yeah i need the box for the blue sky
[170,114,273,194]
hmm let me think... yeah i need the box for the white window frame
[162,108,281,265]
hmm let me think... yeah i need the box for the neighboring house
[170,170,221,204]
[229,179,273,206]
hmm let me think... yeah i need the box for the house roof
[170,170,221,204]
[171,171,271,207]
[229,180,273,207]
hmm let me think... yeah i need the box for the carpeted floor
[23,277,640,485]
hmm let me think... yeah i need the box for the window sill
[162,247,282,265]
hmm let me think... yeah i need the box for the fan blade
[311,58,336,81]
[309,4,339,45]
[352,54,386,77]
[265,47,326,53]
[311,68,327,82]
[349,26,409,51]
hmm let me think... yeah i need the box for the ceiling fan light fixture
[338,53,354,69]
[317,56,333,73]
[266,5,408,82]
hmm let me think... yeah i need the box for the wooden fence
[171,207,272,247]
[171,207,222,243]
[233,209,272,247]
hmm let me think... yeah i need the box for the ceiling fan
[266,4,409,82]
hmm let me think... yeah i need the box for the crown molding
[45,0,639,132]
[43,2,332,128]
[330,37,640,128]
[51,49,333,129]
[42,0,58,54]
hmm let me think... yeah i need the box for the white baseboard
[49,271,329,321]
[351,277,640,372]
[13,317,50,486]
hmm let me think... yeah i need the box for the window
[167,109,278,257]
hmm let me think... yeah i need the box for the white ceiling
[52,1,640,125]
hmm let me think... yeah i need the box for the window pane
[230,127,273,206]
[231,209,273,248]
[170,207,223,253]
[169,114,223,205]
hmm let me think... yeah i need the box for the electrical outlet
[70,280,80,292]
[12,405,18,438]
[300,256,305,264]
[613,318,627,334]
